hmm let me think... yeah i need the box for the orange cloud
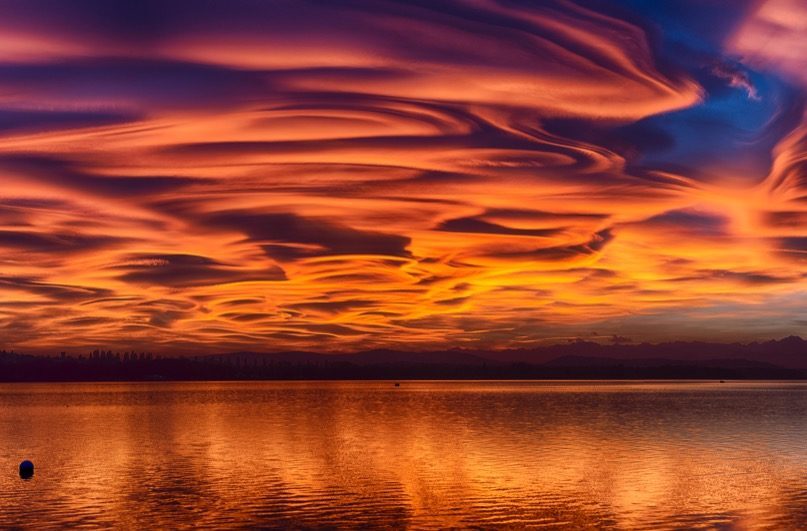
[0,1,805,353]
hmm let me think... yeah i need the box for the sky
[1,0,806,354]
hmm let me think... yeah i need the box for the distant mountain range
[2,337,806,381]
[216,335,807,370]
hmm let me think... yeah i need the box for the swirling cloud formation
[1,0,806,353]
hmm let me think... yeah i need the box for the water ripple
[1,381,806,529]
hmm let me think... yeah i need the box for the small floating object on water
[394,382,400,387]
[19,460,34,479]
[720,380,726,383]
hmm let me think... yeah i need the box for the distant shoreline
[2,377,807,384]
[1,357,805,383]
[3,337,807,382]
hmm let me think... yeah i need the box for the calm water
[1,381,806,529]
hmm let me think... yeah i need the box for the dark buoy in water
[720,380,726,383]
[19,460,34,479]
[394,382,400,387]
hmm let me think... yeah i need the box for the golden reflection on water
[1,381,806,529]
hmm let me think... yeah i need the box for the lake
[1,381,806,529]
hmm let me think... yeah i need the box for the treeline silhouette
[1,347,805,382]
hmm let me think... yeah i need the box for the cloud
[435,216,564,237]
[629,209,730,237]
[518,229,615,262]
[0,276,113,302]
[115,254,286,287]
[729,0,807,86]
[209,211,411,260]
[0,155,207,198]
[0,229,125,254]
[777,237,807,257]
[711,62,759,100]
[286,300,375,315]
[672,269,793,286]
[0,58,271,110]
[0,108,139,134]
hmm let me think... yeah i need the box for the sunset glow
[2,0,807,353]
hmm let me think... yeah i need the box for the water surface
[1,381,806,529]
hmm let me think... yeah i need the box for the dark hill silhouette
[1,337,806,381]
[542,355,783,370]
[479,337,807,369]
[218,349,493,366]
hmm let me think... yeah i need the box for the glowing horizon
[1,0,806,354]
